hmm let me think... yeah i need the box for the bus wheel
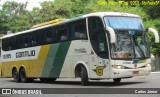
[20,68,28,83]
[12,68,20,82]
[113,78,121,83]
[81,66,89,86]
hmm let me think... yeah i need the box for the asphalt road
[0,72,160,97]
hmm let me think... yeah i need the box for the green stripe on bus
[49,41,71,77]
[41,43,60,77]
[41,41,71,78]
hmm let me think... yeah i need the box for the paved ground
[0,72,160,97]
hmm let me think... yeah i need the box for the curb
[151,72,160,74]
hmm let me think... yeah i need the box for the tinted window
[2,39,7,51]
[57,24,69,42]
[71,19,87,40]
[88,17,109,58]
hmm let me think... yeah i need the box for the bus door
[88,17,110,79]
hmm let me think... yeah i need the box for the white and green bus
[0,12,159,86]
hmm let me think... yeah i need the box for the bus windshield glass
[105,16,144,30]
[104,16,150,59]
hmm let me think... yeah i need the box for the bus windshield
[104,16,150,59]
[105,16,144,30]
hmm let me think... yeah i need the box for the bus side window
[71,19,87,40]
[31,32,38,46]
[57,24,69,42]
[15,36,19,49]
[3,38,9,51]
[53,28,58,43]
[7,38,15,50]
[46,27,54,44]
[9,35,24,49]
[24,34,30,47]
[29,33,36,47]
[36,31,42,46]
[19,36,24,49]
[36,29,46,45]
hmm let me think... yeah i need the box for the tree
[0,1,30,33]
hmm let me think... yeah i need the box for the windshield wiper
[135,44,145,58]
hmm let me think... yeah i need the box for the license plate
[132,71,139,74]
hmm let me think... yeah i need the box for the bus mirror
[106,27,116,43]
[148,28,159,43]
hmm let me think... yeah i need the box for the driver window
[88,17,108,58]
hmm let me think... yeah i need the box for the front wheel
[81,66,89,86]
[113,78,121,83]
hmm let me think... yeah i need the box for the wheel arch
[12,66,19,74]
[74,61,89,78]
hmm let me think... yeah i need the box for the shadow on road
[7,79,147,87]
[53,81,146,87]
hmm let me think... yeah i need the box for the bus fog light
[112,65,125,69]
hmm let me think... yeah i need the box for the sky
[0,0,53,11]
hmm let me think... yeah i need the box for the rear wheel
[113,78,121,83]
[20,68,28,83]
[12,68,20,82]
[81,66,89,86]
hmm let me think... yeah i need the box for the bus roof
[82,12,140,18]
[31,18,67,28]
[2,12,140,39]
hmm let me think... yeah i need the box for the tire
[81,66,89,86]
[19,68,28,83]
[12,68,21,82]
[113,78,121,83]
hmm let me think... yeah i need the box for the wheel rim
[20,69,26,81]
[13,69,18,80]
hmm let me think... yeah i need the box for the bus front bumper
[111,66,151,78]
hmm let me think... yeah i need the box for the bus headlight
[112,65,125,69]
[145,64,151,67]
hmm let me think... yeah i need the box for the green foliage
[0,1,30,33]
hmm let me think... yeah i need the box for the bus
[0,12,159,86]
